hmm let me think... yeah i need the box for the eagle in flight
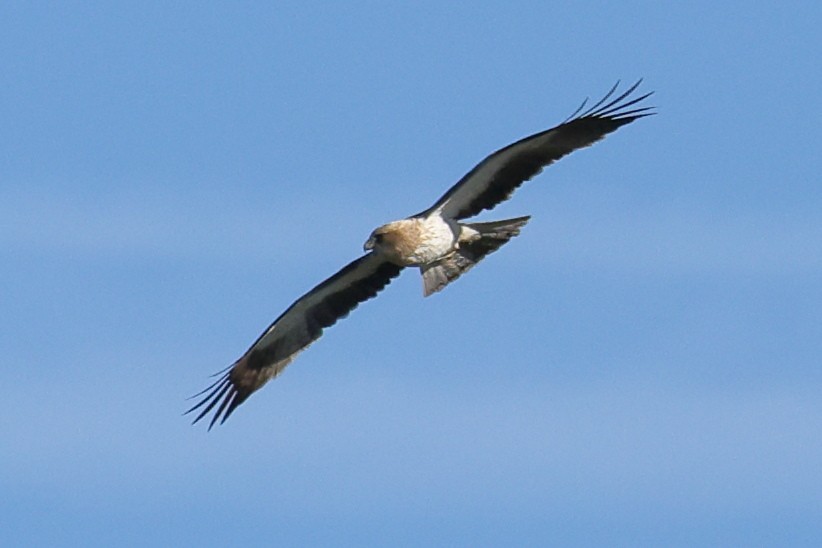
[188,81,654,428]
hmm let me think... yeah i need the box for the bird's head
[363,228,387,252]
[363,221,411,254]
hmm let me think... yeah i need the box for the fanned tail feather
[421,216,530,296]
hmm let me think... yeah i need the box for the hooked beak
[363,237,375,252]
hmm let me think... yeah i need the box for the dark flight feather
[422,80,654,220]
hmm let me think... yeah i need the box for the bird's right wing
[186,252,403,429]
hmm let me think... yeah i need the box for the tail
[421,215,530,296]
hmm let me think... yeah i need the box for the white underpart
[409,216,459,264]
[458,225,481,244]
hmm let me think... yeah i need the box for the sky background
[1,1,820,546]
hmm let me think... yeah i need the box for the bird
[187,80,655,428]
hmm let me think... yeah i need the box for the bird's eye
[374,233,384,242]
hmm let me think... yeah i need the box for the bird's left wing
[420,80,654,221]
[186,253,403,429]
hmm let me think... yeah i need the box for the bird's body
[188,81,655,428]
[364,214,532,296]
[365,216,460,266]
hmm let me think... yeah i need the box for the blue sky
[2,1,821,545]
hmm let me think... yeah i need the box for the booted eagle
[188,81,654,428]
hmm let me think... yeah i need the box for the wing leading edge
[186,253,403,429]
[422,80,655,220]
